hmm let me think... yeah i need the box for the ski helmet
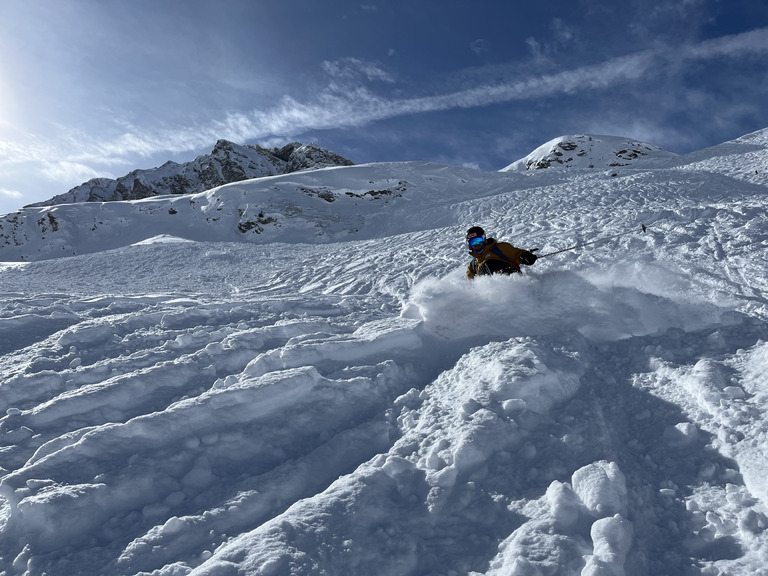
[466,226,485,240]
[466,226,486,253]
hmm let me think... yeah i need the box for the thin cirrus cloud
[0,187,22,199]
[25,52,652,165]
[8,27,768,177]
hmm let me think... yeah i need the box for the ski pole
[533,224,647,258]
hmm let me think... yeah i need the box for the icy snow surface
[1,130,768,576]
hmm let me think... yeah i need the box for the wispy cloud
[526,18,579,61]
[4,52,656,166]
[40,160,103,183]
[681,26,768,58]
[0,187,22,199]
[4,27,768,181]
[0,137,55,164]
[321,57,396,84]
[470,39,490,56]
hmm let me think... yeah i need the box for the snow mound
[501,134,678,172]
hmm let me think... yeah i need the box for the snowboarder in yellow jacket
[465,226,538,279]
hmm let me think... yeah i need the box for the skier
[465,226,538,279]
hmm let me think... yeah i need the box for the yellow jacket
[466,238,532,279]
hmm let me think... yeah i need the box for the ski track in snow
[1,131,768,576]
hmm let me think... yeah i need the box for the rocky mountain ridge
[30,141,354,206]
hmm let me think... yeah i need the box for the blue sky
[1,0,768,215]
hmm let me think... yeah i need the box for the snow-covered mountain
[1,128,768,576]
[501,134,679,172]
[0,133,698,262]
[28,140,354,207]
[0,162,435,261]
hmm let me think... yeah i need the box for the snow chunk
[723,385,746,399]
[582,514,633,576]
[571,461,627,517]
[662,421,700,448]
[545,480,582,529]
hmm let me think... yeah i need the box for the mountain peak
[210,139,241,155]
[501,134,678,172]
[285,143,355,172]
[29,141,354,207]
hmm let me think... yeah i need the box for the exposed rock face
[282,143,355,172]
[31,140,354,206]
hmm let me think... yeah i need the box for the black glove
[519,251,537,265]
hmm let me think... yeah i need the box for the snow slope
[1,129,768,576]
[0,162,483,261]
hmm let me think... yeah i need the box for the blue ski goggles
[467,236,485,250]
